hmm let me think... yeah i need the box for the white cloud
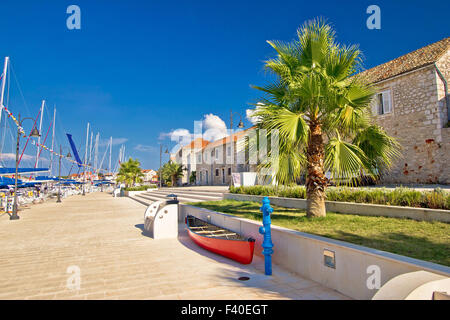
[202,114,228,141]
[134,144,157,153]
[0,153,49,165]
[99,137,128,146]
[158,114,229,152]
[246,103,264,125]
[111,138,128,145]
[0,153,34,161]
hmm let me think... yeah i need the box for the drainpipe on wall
[434,63,450,123]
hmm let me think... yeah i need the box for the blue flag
[66,133,83,168]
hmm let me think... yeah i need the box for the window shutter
[383,91,391,113]
[370,97,378,115]
[377,94,384,115]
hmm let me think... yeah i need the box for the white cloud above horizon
[159,113,229,148]
[0,153,50,165]
[202,113,227,141]
[134,144,158,153]
[98,137,128,146]
[246,102,264,125]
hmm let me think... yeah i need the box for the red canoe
[185,215,255,264]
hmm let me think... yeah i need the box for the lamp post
[230,109,244,132]
[11,114,40,220]
[56,145,71,203]
[159,144,169,188]
[229,110,244,187]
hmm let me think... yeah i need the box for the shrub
[229,185,450,210]
[124,185,157,191]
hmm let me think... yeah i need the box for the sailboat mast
[94,132,99,173]
[35,100,45,168]
[88,131,93,165]
[109,136,112,174]
[50,107,56,175]
[0,57,9,125]
[84,122,90,181]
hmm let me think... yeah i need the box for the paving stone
[0,192,350,300]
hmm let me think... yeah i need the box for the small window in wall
[227,146,231,156]
[375,90,392,115]
[197,154,202,163]
[215,148,219,160]
[228,167,231,175]
[215,169,219,176]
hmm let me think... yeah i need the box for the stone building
[195,128,257,186]
[360,37,449,184]
[173,138,209,185]
[141,169,158,184]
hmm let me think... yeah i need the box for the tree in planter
[251,19,401,217]
[116,158,144,188]
[189,171,196,184]
[161,161,184,187]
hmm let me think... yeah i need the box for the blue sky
[0,0,448,173]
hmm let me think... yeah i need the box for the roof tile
[358,37,449,83]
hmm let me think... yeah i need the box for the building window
[215,169,219,176]
[227,146,231,156]
[375,90,392,115]
[197,154,201,163]
[228,167,231,175]
[215,148,219,160]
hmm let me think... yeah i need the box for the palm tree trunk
[306,121,327,217]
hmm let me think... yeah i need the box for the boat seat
[208,233,237,237]
[196,229,226,234]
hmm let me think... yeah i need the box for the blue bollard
[259,196,274,276]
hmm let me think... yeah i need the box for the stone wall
[435,49,450,183]
[373,52,449,184]
[179,204,450,300]
[195,139,257,186]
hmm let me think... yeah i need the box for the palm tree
[161,161,184,187]
[116,158,144,187]
[250,19,401,217]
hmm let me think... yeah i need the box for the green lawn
[187,200,450,267]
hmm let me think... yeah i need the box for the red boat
[185,215,255,264]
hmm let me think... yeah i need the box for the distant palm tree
[116,158,144,187]
[251,19,401,217]
[161,161,184,187]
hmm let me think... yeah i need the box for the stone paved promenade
[0,192,349,300]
